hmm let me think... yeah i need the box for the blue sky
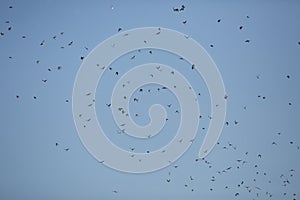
[0,0,300,199]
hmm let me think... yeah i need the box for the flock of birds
[2,2,299,199]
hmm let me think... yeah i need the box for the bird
[245,39,250,43]
[42,79,47,83]
[239,25,243,30]
[182,20,187,24]
[129,147,135,151]
[180,5,185,11]
[173,7,179,12]
[68,41,73,46]
[118,27,122,32]
[64,148,69,151]
[258,154,262,158]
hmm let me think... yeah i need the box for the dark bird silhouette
[245,39,250,43]
[258,154,262,158]
[118,27,122,32]
[182,20,187,24]
[180,5,185,11]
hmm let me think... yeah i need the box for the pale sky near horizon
[0,0,300,199]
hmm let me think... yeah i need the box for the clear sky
[0,0,299,199]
